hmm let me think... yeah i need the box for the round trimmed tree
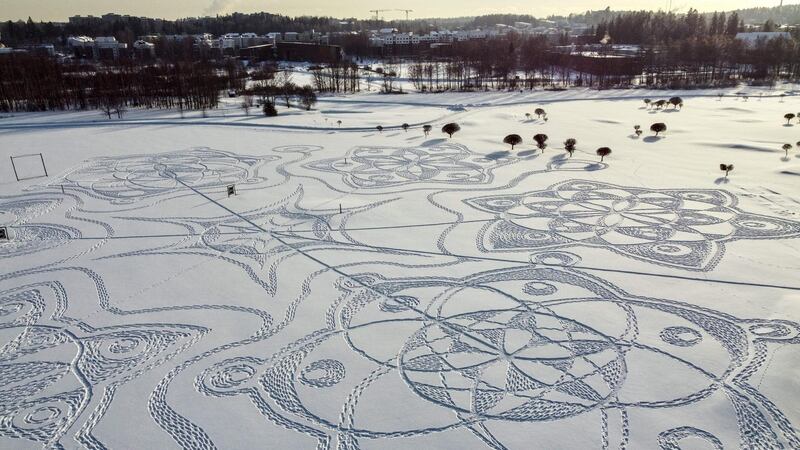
[533,133,548,151]
[596,147,612,161]
[785,113,796,124]
[720,163,734,177]
[650,122,667,136]
[503,134,522,150]
[423,124,432,136]
[564,138,577,157]
[442,122,461,138]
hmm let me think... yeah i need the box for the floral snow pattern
[195,259,800,449]
[55,148,275,204]
[305,143,515,188]
[465,180,800,270]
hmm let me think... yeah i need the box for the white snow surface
[1,86,800,449]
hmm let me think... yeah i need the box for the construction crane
[396,9,413,21]
[369,9,414,21]
[369,9,393,20]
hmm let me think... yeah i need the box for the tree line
[3,5,799,47]
[0,54,237,115]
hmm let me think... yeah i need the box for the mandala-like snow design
[56,148,275,203]
[104,188,384,295]
[0,193,110,259]
[0,195,72,257]
[305,143,516,189]
[465,180,800,270]
[194,259,800,448]
[2,142,798,448]
[0,269,208,448]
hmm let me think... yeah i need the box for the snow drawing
[0,137,798,448]
[195,256,800,449]
[52,148,275,204]
[305,143,517,189]
[464,180,800,270]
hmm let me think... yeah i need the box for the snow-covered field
[1,87,799,449]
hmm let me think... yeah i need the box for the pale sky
[0,0,792,22]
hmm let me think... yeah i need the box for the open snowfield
[1,86,799,449]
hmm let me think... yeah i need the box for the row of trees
[594,10,743,45]
[396,30,799,91]
[0,54,233,114]
[500,134,613,161]
[246,68,317,113]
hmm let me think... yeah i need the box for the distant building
[68,15,100,26]
[735,31,792,47]
[549,45,644,77]
[275,42,342,63]
[265,32,283,43]
[67,36,127,60]
[133,40,155,58]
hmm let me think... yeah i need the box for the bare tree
[337,120,342,127]
[299,86,317,111]
[644,98,651,108]
[276,70,295,107]
[423,124,432,136]
[783,143,792,157]
[634,125,642,136]
[596,147,612,161]
[241,95,253,116]
[503,134,522,150]
[442,123,461,138]
[650,122,667,136]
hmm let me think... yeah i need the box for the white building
[265,32,283,43]
[133,40,155,57]
[68,36,127,59]
[67,36,94,47]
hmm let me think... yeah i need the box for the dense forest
[0,55,239,115]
